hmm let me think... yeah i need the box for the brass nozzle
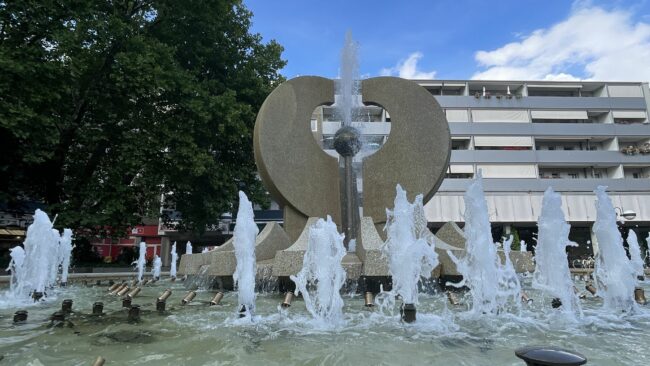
[92,356,106,366]
[585,283,597,295]
[158,289,172,302]
[117,286,130,297]
[110,283,127,295]
[181,291,196,305]
[447,291,460,306]
[126,287,141,299]
[282,292,294,308]
[210,292,224,306]
[635,287,647,305]
[108,283,120,292]
[520,292,533,304]
[363,292,374,307]
[573,286,586,299]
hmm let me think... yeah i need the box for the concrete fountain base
[178,220,534,284]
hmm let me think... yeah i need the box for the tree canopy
[0,0,285,234]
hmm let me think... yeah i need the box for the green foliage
[71,236,102,265]
[510,228,521,251]
[0,0,285,235]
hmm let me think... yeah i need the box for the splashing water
[152,255,162,279]
[201,247,209,253]
[58,229,73,285]
[291,216,347,326]
[382,185,438,305]
[593,186,637,312]
[170,242,178,279]
[6,246,25,294]
[186,241,192,255]
[336,31,360,127]
[134,242,147,283]
[533,187,582,317]
[17,210,61,298]
[232,191,259,317]
[447,172,520,314]
[627,230,645,280]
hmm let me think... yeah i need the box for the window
[594,172,602,178]
[310,119,318,132]
[564,146,574,151]
[633,173,640,179]
[569,173,579,179]
[548,146,556,150]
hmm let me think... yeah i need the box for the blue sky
[244,0,650,81]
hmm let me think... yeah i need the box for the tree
[0,0,285,234]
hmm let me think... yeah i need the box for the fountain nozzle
[128,305,140,322]
[92,302,104,315]
[585,283,597,296]
[634,287,647,305]
[210,292,225,306]
[364,292,375,307]
[520,292,533,304]
[181,291,196,305]
[61,299,73,313]
[447,291,461,306]
[92,356,106,366]
[13,310,28,323]
[400,303,416,323]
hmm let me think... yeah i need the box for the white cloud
[472,5,650,81]
[380,52,437,79]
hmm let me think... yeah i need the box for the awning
[530,110,588,120]
[476,164,537,178]
[472,109,529,123]
[612,110,647,119]
[446,109,469,122]
[474,136,533,147]
[449,164,474,174]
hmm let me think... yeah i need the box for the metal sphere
[333,126,362,157]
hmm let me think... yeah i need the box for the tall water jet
[48,229,62,286]
[134,242,147,283]
[291,216,347,326]
[334,31,362,249]
[627,230,645,280]
[593,186,637,312]
[447,172,520,314]
[170,242,178,279]
[19,210,60,299]
[152,255,162,280]
[382,185,438,317]
[232,191,259,317]
[6,246,25,294]
[58,229,73,286]
[533,187,582,317]
[185,241,192,255]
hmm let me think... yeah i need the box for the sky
[243,0,650,81]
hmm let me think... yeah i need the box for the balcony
[434,95,647,110]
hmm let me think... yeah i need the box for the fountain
[381,185,438,321]
[290,216,347,326]
[593,186,637,312]
[447,172,521,315]
[6,246,25,294]
[58,229,73,286]
[134,242,147,283]
[185,241,192,255]
[232,191,259,317]
[533,187,582,317]
[170,242,178,279]
[627,230,645,280]
[152,255,162,280]
[15,210,61,299]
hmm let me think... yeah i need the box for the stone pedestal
[272,218,319,276]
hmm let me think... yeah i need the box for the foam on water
[291,216,347,327]
[447,172,521,315]
[382,184,438,305]
[593,186,637,312]
[533,187,582,318]
[232,191,259,317]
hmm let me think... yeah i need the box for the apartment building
[312,80,650,259]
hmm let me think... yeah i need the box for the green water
[1,278,649,365]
